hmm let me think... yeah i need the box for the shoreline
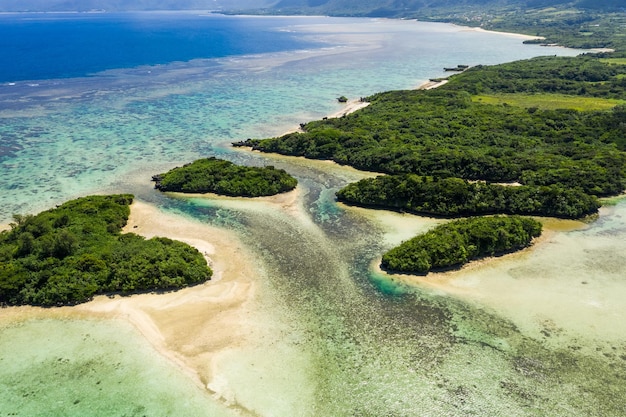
[458,25,543,41]
[374,228,555,291]
[0,20,615,408]
[0,200,264,398]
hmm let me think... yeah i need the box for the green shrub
[153,157,297,197]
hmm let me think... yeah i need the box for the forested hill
[7,1,624,51]
[269,0,557,16]
[265,0,622,16]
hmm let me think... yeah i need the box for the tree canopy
[337,175,600,219]
[153,157,298,197]
[381,216,542,274]
[0,195,212,306]
[238,55,626,221]
[235,54,626,271]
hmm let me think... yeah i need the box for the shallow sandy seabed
[0,199,316,415]
[370,207,626,347]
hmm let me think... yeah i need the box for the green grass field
[600,58,626,65]
[472,93,625,111]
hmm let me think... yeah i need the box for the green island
[153,157,298,197]
[0,195,212,307]
[337,175,600,218]
[381,216,542,274]
[235,54,626,272]
[238,56,626,201]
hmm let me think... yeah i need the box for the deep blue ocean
[0,12,322,82]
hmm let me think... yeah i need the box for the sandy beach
[459,25,543,41]
[0,200,267,397]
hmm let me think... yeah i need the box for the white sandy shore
[373,229,556,293]
[259,78,446,138]
[459,25,543,41]
[0,201,265,395]
[371,214,588,291]
[330,99,370,117]
[416,79,449,90]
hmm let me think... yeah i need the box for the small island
[381,216,542,274]
[153,157,298,197]
[336,174,599,219]
[0,195,212,306]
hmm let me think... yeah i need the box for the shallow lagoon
[1,13,624,417]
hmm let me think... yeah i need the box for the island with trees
[381,216,542,274]
[336,175,600,219]
[0,194,212,306]
[153,157,298,197]
[234,54,626,273]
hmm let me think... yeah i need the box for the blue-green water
[2,14,625,417]
[0,319,236,417]
[0,16,584,220]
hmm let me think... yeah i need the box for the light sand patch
[231,146,382,182]
[416,79,449,90]
[459,26,544,41]
[373,214,626,345]
[328,99,370,118]
[338,203,445,247]
[17,198,315,414]
[163,187,305,222]
[0,200,294,413]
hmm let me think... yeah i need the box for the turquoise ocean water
[0,13,584,220]
[2,12,626,417]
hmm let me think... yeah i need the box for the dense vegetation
[153,157,297,197]
[235,54,626,270]
[381,216,542,274]
[445,56,626,100]
[238,55,626,215]
[0,195,212,306]
[337,175,600,218]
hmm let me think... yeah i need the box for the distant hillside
[3,0,623,52]
[3,0,622,13]
[266,0,622,17]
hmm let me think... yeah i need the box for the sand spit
[0,201,266,403]
[164,186,305,222]
[416,79,449,90]
[330,98,370,118]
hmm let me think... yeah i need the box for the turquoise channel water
[2,14,625,417]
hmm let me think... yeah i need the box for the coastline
[458,25,543,41]
[1,13,624,414]
[0,200,264,396]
